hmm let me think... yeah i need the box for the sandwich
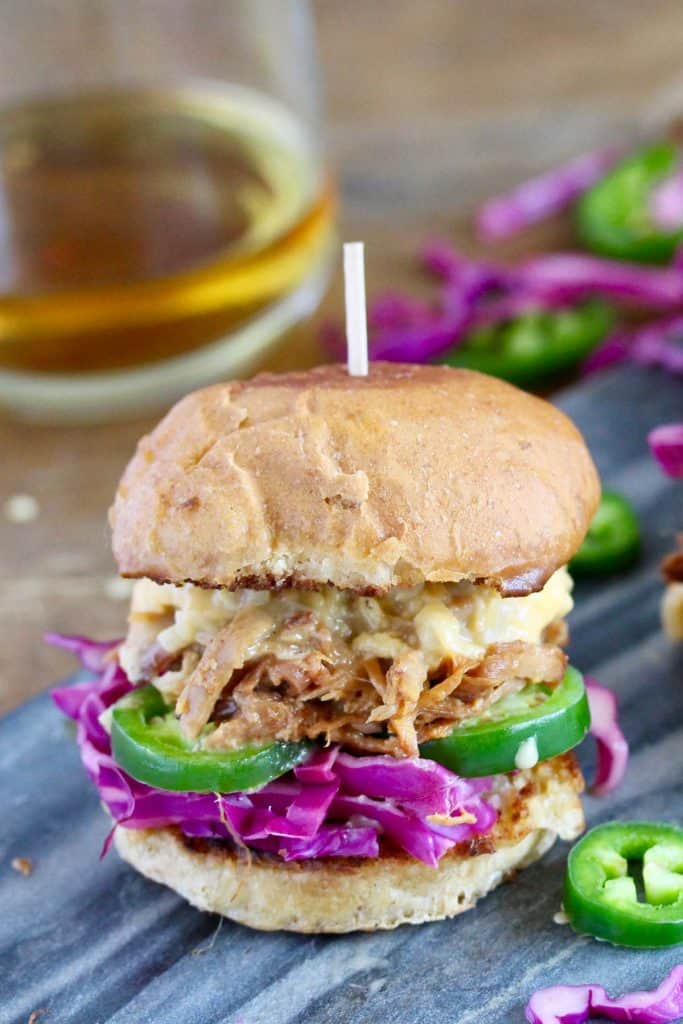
[52,361,600,933]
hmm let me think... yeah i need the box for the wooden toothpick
[343,242,369,376]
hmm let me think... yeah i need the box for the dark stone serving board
[2,365,682,1024]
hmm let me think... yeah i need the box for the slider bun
[114,754,584,934]
[111,363,600,596]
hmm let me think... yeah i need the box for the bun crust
[114,754,584,933]
[110,363,600,596]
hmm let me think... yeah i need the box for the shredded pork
[131,615,567,758]
[176,609,273,739]
[194,634,565,757]
[118,573,573,758]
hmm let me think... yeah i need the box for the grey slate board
[2,365,683,1024]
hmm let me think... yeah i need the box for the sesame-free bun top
[110,363,600,596]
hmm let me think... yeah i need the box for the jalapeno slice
[111,684,311,793]
[570,490,640,576]
[441,301,613,385]
[420,666,590,778]
[577,141,683,264]
[565,822,683,948]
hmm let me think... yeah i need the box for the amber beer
[0,84,334,375]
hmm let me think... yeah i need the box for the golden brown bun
[110,363,600,596]
[114,754,584,933]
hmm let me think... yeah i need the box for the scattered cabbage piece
[649,423,683,478]
[526,963,683,1024]
[585,316,683,378]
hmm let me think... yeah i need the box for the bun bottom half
[114,753,584,934]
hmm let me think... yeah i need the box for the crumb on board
[553,908,569,925]
[27,1009,47,1024]
[3,493,40,524]
[11,856,33,877]
[103,576,134,601]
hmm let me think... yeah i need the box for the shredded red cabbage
[421,239,514,296]
[519,254,683,309]
[584,315,683,378]
[475,147,622,242]
[421,239,473,282]
[369,307,473,363]
[649,423,683,478]
[321,242,578,365]
[581,332,631,376]
[49,637,496,866]
[471,290,572,327]
[585,677,629,797]
[525,963,683,1024]
[322,208,683,369]
[332,750,491,817]
[325,235,683,367]
[320,302,467,363]
[363,286,479,362]
[423,239,683,319]
[367,292,434,329]
[632,328,683,375]
[320,291,471,364]
[651,168,683,231]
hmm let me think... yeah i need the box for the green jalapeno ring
[564,822,683,948]
[111,684,311,793]
[441,300,614,386]
[420,666,590,778]
[577,141,683,264]
[570,490,641,576]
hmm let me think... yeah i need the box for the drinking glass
[0,0,333,420]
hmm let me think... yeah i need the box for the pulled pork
[119,572,575,758]
[176,608,273,739]
[137,608,567,758]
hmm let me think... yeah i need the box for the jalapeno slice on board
[565,822,683,948]
[577,141,683,264]
[441,301,613,386]
[111,684,311,793]
[570,490,640,576]
[420,666,590,778]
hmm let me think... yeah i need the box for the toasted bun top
[110,363,600,595]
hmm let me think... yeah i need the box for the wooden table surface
[3,0,683,714]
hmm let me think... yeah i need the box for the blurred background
[2,0,683,711]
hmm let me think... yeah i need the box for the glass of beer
[0,0,334,420]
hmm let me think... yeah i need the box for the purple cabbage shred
[475,146,623,242]
[321,234,683,368]
[525,963,683,1024]
[650,168,683,231]
[584,315,683,378]
[649,422,683,479]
